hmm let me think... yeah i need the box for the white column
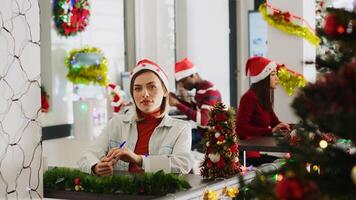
[184,0,230,104]
[267,0,316,123]
[0,0,42,198]
[135,0,176,90]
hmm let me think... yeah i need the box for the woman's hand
[92,157,115,176]
[106,147,143,167]
[272,122,291,133]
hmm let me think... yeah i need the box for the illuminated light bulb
[319,140,328,149]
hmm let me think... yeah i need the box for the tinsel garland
[44,167,191,196]
[53,0,90,37]
[259,3,320,46]
[65,46,108,86]
[203,186,239,200]
[277,65,307,96]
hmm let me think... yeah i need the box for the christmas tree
[200,102,241,179]
[236,1,356,199]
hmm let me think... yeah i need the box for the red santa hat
[245,56,278,83]
[174,58,198,81]
[130,59,169,90]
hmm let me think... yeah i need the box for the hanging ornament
[53,0,90,37]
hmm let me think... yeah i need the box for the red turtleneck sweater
[129,110,162,172]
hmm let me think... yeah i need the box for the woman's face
[270,69,279,89]
[133,71,166,114]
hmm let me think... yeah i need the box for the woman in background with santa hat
[78,59,193,175]
[236,56,290,167]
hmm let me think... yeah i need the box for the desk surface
[239,136,289,152]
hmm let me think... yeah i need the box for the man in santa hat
[169,58,222,150]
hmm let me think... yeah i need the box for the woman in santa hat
[236,56,290,167]
[78,59,193,175]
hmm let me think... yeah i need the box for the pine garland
[44,167,191,196]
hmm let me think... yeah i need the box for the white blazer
[78,111,193,174]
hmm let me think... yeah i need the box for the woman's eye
[148,85,156,90]
[134,87,141,91]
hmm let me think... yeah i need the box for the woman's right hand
[272,122,291,133]
[92,157,115,176]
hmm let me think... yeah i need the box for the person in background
[169,58,222,150]
[78,59,193,176]
[236,56,290,167]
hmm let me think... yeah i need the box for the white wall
[268,0,316,123]
[135,0,176,90]
[40,0,125,126]
[236,0,255,102]
[177,0,230,104]
[0,0,42,198]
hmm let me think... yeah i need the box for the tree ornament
[222,186,239,198]
[352,166,356,185]
[323,14,347,37]
[275,178,303,200]
[203,189,218,200]
[208,153,220,163]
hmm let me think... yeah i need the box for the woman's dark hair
[250,75,273,111]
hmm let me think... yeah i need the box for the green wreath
[53,0,90,37]
[65,46,108,86]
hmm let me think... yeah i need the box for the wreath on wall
[65,46,108,86]
[53,0,90,37]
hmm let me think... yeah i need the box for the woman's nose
[142,89,149,97]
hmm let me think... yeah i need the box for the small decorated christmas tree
[200,102,240,179]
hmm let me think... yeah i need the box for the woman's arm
[236,94,272,137]
[77,122,111,174]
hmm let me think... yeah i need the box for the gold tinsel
[222,186,239,198]
[203,190,218,200]
[259,3,320,46]
[65,46,108,86]
[277,67,307,96]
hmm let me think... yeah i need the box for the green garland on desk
[44,167,191,196]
